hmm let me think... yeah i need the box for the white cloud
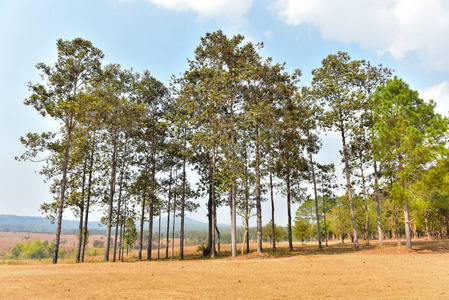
[148,0,253,25]
[419,81,449,117]
[271,0,449,71]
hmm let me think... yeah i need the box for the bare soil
[1,238,449,299]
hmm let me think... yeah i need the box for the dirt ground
[1,238,449,299]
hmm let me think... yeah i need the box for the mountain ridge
[0,214,230,234]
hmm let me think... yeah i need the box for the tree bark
[230,186,237,257]
[158,208,161,259]
[394,205,401,246]
[309,151,321,249]
[286,171,293,251]
[340,121,359,250]
[211,148,216,258]
[81,130,96,262]
[105,129,118,262]
[147,149,156,260]
[321,176,328,247]
[76,156,87,263]
[360,159,369,245]
[172,189,176,259]
[138,192,146,261]
[242,228,248,255]
[147,197,154,260]
[166,165,173,259]
[53,125,73,264]
[424,211,430,241]
[180,151,186,260]
[373,160,383,246]
[215,225,220,253]
[403,202,412,250]
[269,151,276,252]
[255,125,263,253]
[113,147,126,262]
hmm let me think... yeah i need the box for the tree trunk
[81,131,96,262]
[119,214,124,262]
[166,165,173,259]
[138,192,146,261]
[424,211,430,241]
[360,159,369,245]
[269,152,276,252]
[208,183,212,252]
[215,225,220,253]
[242,228,248,255]
[180,150,186,260]
[105,129,118,262]
[113,150,126,262]
[147,152,156,260]
[373,160,383,246]
[211,148,216,258]
[286,171,293,251]
[53,125,72,264]
[308,150,321,249]
[255,125,262,253]
[403,203,412,250]
[76,156,87,263]
[229,98,237,258]
[172,190,176,259]
[340,122,359,250]
[321,174,328,247]
[230,186,237,257]
[147,198,154,260]
[394,205,401,246]
[158,208,161,259]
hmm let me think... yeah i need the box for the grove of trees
[18,31,449,264]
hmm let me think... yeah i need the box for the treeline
[0,214,105,235]
[18,31,449,264]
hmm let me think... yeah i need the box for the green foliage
[261,220,287,243]
[92,240,104,248]
[197,244,211,257]
[293,217,312,242]
[86,248,102,257]
[9,239,55,260]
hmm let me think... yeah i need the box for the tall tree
[21,38,103,264]
[372,77,448,250]
[296,87,324,248]
[312,52,366,250]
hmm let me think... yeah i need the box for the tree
[296,87,324,248]
[20,38,103,264]
[372,77,448,249]
[312,51,366,250]
[275,94,307,251]
[262,220,287,243]
[293,216,312,244]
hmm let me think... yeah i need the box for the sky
[1,0,449,227]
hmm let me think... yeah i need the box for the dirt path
[1,239,449,299]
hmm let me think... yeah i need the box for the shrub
[9,239,54,259]
[92,240,104,248]
[197,244,210,257]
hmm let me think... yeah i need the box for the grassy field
[1,237,449,299]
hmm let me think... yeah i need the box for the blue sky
[1,0,448,226]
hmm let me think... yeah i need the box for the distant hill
[0,214,104,234]
[0,214,229,235]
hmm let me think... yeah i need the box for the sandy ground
[1,238,449,299]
